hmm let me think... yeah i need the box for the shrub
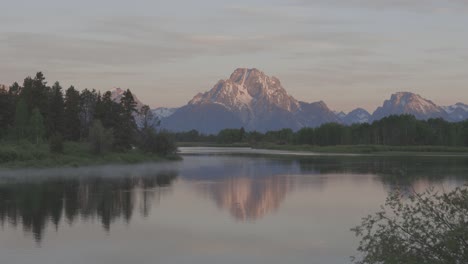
[352,186,468,264]
[140,128,177,156]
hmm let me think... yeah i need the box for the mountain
[162,68,339,133]
[340,108,371,125]
[443,103,468,122]
[151,107,177,120]
[334,111,346,119]
[110,88,145,109]
[371,92,448,121]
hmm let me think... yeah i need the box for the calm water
[1,147,467,264]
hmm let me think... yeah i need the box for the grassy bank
[253,143,468,155]
[177,142,251,148]
[177,141,468,155]
[0,141,180,169]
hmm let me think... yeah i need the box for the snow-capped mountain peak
[390,92,439,114]
[442,102,468,122]
[372,92,447,121]
[188,68,300,114]
[164,68,338,132]
[443,102,468,114]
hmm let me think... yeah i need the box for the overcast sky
[1,0,467,112]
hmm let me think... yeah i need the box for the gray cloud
[288,0,468,13]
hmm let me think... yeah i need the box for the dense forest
[175,115,468,147]
[0,72,176,157]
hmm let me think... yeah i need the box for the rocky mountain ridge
[105,69,467,133]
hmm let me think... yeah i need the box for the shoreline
[177,142,468,156]
[0,141,181,169]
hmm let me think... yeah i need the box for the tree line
[0,72,176,155]
[175,115,468,147]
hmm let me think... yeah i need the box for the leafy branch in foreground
[351,185,468,264]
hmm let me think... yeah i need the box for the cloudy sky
[1,0,467,112]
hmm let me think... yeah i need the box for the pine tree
[48,82,65,136]
[64,86,81,141]
[114,89,137,150]
[140,105,158,131]
[29,108,46,144]
[79,89,98,139]
[0,85,15,137]
[14,99,29,140]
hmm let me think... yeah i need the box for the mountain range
[141,68,466,133]
[161,68,341,133]
[65,68,468,133]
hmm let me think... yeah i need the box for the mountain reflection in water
[0,153,467,245]
[202,176,293,221]
[182,155,468,222]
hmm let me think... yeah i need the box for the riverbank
[0,141,180,169]
[177,142,251,148]
[177,142,468,155]
[254,143,468,155]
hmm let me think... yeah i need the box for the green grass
[0,141,181,169]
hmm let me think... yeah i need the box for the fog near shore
[0,162,181,181]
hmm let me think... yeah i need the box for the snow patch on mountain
[152,107,177,119]
[338,108,371,125]
[442,103,468,122]
[443,103,468,114]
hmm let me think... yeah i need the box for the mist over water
[1,148,467,264]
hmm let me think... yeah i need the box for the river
[1,147,467,264]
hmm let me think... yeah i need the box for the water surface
[1,147,467,264]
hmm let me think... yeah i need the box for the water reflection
[295,156,468,193]
[202,176,293,221]
[183,155,468,221]
[0,171,177,242]
[0,152,467,247]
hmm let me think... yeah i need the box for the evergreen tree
[21,73,49,116]
[29,108,46,144]
[88,120,114,154]
[0,85,15,137]
[64,86,81,141]
[8,82,21,96]
[79,89,98,139]
[140,105,158,131]
[114,89,137,150]
[48,82,65,136]
[14,99,29,139]
[95,91,121,129]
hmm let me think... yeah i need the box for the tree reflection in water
[0,171,177,243]
[186,155,468,222]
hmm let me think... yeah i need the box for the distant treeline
[175,115,468,147]
[0,72,175,155]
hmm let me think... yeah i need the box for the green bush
[352,186,468,264]
[140,129,177,156]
